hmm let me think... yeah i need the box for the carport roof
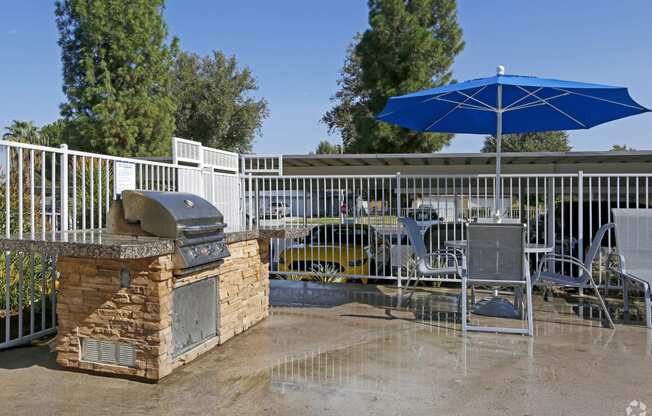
[277,150,652,168]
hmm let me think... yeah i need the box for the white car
[406,207,441,231]
[262,202,290,219]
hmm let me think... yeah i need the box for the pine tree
[55,0,177,156]
[323,0,464,153]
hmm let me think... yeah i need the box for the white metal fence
[0,138,241,349]
[3,136,652,349]
[244,172,650,290]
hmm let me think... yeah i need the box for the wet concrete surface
[2,282,652,415]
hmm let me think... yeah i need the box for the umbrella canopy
[377,66,649,217]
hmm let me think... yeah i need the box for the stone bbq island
[0,191,304,382]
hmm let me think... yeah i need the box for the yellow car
[277,224,390,283]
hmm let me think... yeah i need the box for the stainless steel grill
[108,190,230,275]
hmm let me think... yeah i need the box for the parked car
[406,207,442,231]
[276,224,391,282]
[262,201,290,219]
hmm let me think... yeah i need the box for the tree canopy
[55,0,177,156]
[611,144,636,151]
[172,50,268,152]
[323,0,464,153]
[481,131,572,153]
[2,120,40,144]
[40,120,66,147]
[2,120,63,147]
[314,140,342,154]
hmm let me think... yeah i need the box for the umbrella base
[471,297,521,319]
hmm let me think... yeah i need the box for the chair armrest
[419,249,463,276]
[536,253,593,284]
[606,262,650,289]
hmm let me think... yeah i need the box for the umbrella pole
[495,84,503,222]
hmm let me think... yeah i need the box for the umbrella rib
[527,89,587,128]
[505,92,570,112]
[424,96,492,111]
[423,86,494,131]
[554,88,648,110]
[456,89,497,111]
[503,87,544,110]
[377,90,491,119]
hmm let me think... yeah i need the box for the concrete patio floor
[1,282,651,416]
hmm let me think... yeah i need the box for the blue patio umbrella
[377,66,649,217]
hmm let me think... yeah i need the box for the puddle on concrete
[4,281,652,415]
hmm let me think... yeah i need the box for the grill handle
[177,223,227,235]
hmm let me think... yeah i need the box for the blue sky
[1,1,651,155]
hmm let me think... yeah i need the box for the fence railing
[244,172,651,290]
[0,139,241,349]
[3,136,652,349]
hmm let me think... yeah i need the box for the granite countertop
[226,227,311,243]
[0,231,176,259]
[0,227,313,260]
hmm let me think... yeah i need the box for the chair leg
[590,276,615,329]
[526,277,534,336]
[542,285,550,302]
[403,273,422,304]
[623,277,630,316]
[644,283,652,329]
[461,277,468,332]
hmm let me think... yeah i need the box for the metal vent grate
[81,338,135,367]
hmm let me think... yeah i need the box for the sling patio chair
[462,223,534,336]
[535,223,615,329]
[612,208,652,328]
[398,217,464,304]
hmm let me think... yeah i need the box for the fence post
[248,173,254,230]
[171,137,178,165]
[303,181,308,229]
[577,171,584,296]
[547,176,555,273]
[59,144,69,234]
[396,172,402,288]
[4,144,10,343]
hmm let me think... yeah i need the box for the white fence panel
[1,139,242,349]
[203,148,238,173]
[172,137,202,165]
[177,167,204,197]
[202,170,241,232]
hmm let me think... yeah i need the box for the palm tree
[3,120,42,144]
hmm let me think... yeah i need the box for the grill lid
[119,190,225,239]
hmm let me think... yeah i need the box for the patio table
[445,240,554,254]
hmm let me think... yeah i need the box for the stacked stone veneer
[55,238,269,381]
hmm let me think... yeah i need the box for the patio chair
[612,209,652,328]
[535,223,615,329]
[398,217,464,303]
[462,223,533,336]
